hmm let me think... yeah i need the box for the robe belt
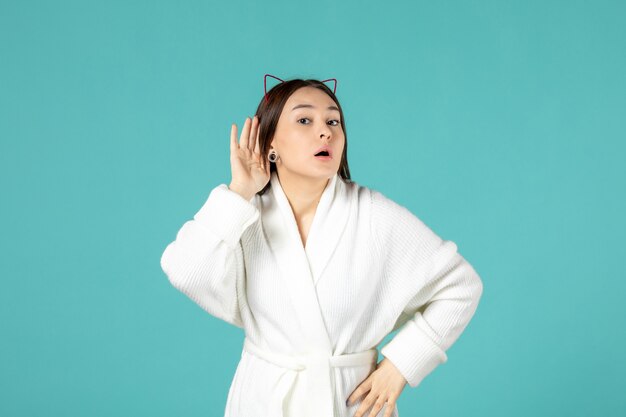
[243,337,378,417]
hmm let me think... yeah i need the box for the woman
[160,75,483,417]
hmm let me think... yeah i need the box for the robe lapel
[304,173,352,287]
[260,171,352,352]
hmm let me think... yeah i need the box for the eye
[297,118,341,126]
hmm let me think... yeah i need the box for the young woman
[160,75,483,417]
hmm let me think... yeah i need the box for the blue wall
[1,0,624,416]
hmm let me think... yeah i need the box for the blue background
[1,0,624,416]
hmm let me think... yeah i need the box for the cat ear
[264,74,285,103]
[321,78,337,94]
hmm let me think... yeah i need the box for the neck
[276,171,331,220]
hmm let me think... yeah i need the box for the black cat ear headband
[264,73,338,103]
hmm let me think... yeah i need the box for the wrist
[228,183,254,200]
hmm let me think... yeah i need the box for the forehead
[284,86,336,109]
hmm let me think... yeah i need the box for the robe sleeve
[160,184,260,328]
[370,190,484,388]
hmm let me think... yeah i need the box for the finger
[240,117,251,150]
[383,400,396,417]
[253,120,260,154]
[366,397,386,417]
[348,378,371,406]
[354,393,376,417]
[250,115,259,152]
[230,123,238,152]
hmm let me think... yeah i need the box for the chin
[283,163,339,181]
[311,165,340,177]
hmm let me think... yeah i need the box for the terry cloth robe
[160,170,483,417]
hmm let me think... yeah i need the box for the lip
[313,146,332,158]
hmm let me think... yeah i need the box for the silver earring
[268,149,279,163]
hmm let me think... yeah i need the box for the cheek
[281,142,312,163]
[336,140,346,156]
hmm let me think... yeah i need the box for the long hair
[254,78,352,195]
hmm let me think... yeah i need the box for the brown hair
[254,78,352,195]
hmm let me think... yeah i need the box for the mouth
[314,148,332,158]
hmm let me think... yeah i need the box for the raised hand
[228,115,270,200]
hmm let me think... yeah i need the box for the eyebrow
[291,104,340,112]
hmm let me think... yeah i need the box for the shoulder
[362,183,444,252]
[339,178,407,218]
[366,183,424,229]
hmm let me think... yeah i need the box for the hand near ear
[229,115,270,200]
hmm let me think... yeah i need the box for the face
[270,86,345,182]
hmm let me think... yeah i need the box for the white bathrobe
[160,171,483,417]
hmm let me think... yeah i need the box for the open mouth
[315,150,330,157]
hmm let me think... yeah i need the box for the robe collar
[260,170,352,352]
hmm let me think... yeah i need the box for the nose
[319,124,332,141]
